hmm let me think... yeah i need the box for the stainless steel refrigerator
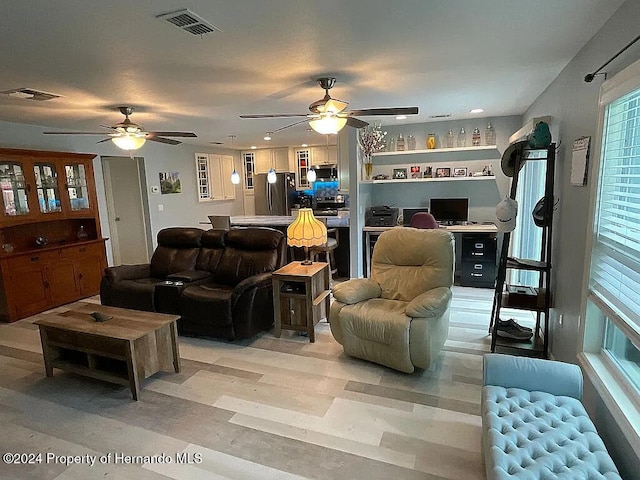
[254,172,297,216]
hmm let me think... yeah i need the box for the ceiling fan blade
[100,124,118,131]
[43,131,107,135]
[147,131,197,137]
[346,117,369,128]
[272,118,312,133]
[346,107,419,116]
[147,136,181,145]
[324,98,349,114]
[240,114,309,119]
[96,138,112,144]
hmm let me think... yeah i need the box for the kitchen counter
[229,211,349,228]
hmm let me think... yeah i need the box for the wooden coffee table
[34,302,181,400]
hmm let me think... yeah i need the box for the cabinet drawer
[59,242,104,259]
[461,261,496,287]
[462,235,496,261]
[7,251,59,269]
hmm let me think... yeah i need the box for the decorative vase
[364,160,373,180]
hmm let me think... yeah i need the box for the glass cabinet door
[0,162,31,217]
[65,163,90,211]
[34,162,62,214]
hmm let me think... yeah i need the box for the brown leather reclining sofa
[100,226,286,340]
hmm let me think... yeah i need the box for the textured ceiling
[0,0,625,149]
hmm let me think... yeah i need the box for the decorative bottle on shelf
[457,127,466,147]
[427,133,436,149]
[446,129,454,148]
[396,134,405,151]
[407,134,416,150]
[485,121,496,145]
[387,137,396,152]
[472,127,481,146]
[77,225,89,241]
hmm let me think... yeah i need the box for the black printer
[365,206,399,227]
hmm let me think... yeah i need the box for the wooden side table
[272,261,330,343]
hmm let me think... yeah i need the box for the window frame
[579,57,640,457]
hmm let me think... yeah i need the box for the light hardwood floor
[0,287,534,480]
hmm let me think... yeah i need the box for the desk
[363,224,498,280]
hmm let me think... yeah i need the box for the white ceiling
[0,0,625,150]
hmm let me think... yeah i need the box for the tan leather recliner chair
[330,228,454,373]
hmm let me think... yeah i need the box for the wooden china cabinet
[0,148,107,322]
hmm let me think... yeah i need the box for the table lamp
[287,208,327,265]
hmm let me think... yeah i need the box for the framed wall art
[393,168,408,180]
[435,167,451,178]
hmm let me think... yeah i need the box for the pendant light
[267,167,277,183]
[228,135,241,185]
[307,168,316,183]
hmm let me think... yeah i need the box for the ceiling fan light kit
[111,135,146,150]
[240,77,419,136]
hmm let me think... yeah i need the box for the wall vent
[157,9,221,36]
[429,114,452,119]
[1,88,60,101]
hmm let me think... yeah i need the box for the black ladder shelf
[489,143,556,358]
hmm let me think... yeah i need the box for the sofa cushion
[339,299,414,373]
[109,278,162,311]
[212,228,282,286]
[372,228,454,302]
[150,227,204,278]
[180,283,235,327]
[483,385,621,479]
[196,230,226,271]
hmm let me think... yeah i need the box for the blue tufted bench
[482,354,621,479]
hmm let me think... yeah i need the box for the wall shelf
[372,145,499,157]
[361,175,496,185]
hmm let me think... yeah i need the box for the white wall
[524,1,640,476]
[0,120,244,263]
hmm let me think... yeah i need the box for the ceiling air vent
[429,114,452,119]
[1,88,60,101]
[157,9,221,36]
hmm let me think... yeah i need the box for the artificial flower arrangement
[357,123,387,161]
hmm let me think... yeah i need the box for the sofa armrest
[483,353,583,400]
[166,270,211,283]
[406,287,452,318]
[104,264,151,283]
[231,272,273,306]
[332,278,381,305]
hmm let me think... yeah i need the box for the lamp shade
[112,135,146,150]
[287,208,327,248]
[267,168,277,183]
[230,170,241,184]
[309,115,347,135]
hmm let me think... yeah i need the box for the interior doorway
[102,156,152,265]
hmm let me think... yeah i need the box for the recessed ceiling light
[395,115,407,120]
[264,132,272,141]
[301,143,308,147]
[470,108,484,114]
[250,145,257,149]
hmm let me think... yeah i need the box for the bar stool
[309,218,339,280]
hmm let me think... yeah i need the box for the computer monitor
[402,208,431,226]
[429,198,469,224]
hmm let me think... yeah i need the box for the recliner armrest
[332,278,381,305]
[104,264,151,283]
[166,270,211,283]
[483,353,583,400]
[231,272,273,305]
[406,287,452,318]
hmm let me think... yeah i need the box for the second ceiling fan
[240,77,419,134]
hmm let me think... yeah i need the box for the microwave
[313,165,337,180]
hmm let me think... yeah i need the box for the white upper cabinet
[310,145,337,166]
[195,153,236,202]
[251,148,292,174]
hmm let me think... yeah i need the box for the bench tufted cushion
[482,385,621,479]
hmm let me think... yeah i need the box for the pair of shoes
[497,318,532,333]
[496,318,533,340]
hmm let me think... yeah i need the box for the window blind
[590,87,640,334]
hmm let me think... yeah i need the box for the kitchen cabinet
[310,145,337,166]
[294,148,311,189]
[252,148,291,174]
[0,148,107,323]
[195,153,236,201]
